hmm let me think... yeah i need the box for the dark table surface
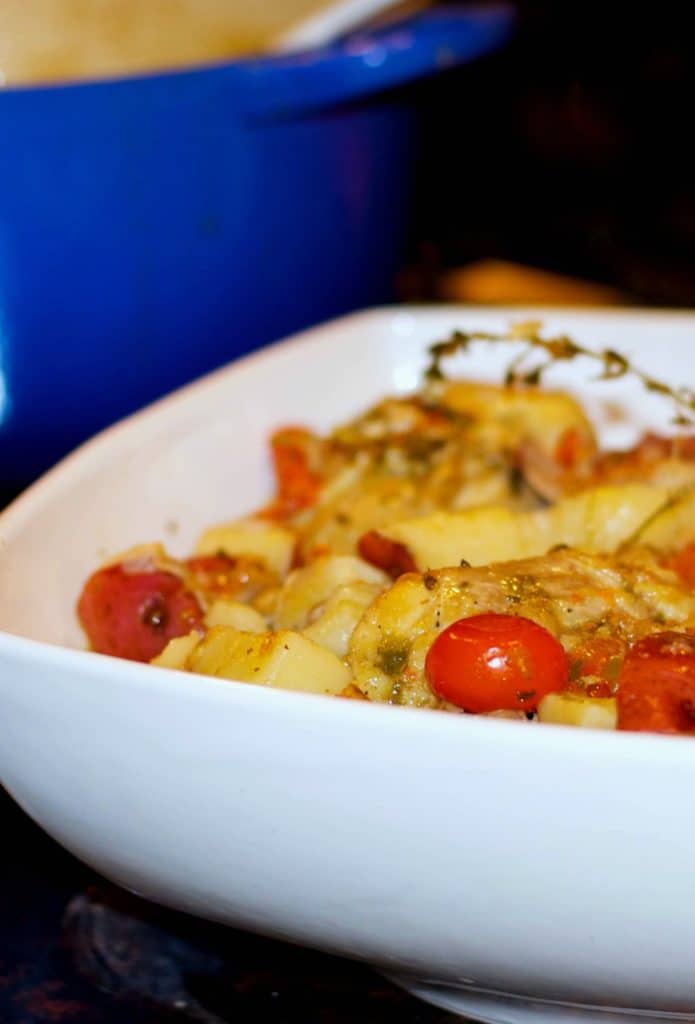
[0,788,459,1024]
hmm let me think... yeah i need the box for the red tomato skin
[617,632,695,734]
[77,565,203,663]
[259,426,323,520]
[357,530,418,579]
[425,613,568,713]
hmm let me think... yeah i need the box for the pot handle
[236,4,515,119]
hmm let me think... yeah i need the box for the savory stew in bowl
[77,324,695,736]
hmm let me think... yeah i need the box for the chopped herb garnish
[377,642,409,677]
[425,321,695,428]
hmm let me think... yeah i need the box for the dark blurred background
[403,0,695,306]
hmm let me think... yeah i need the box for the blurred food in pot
[0,0,367,85]
[438,259,629,306]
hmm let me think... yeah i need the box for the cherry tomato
[260,427,323,520]
[425,613,568,713]
[77,565,203,663]
[357,530,417,579]
[617,631,695,734]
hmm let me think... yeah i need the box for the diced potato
[252,586,282,618]
[204,599,267,633]
[151,631,201,670]
[302,581,383,657]
[538,692,617,730]
[547,485,667,553]
[188,626,351,695]
[274,556,387,630]
[440,380,596,457]
[195,519,296,575]
[382,506,537,570]
[380,484,668,570]
[632,484,695,551]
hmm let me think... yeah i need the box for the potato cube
[189,627,351,695]
[538,692,617,730]
[196,519,295,575]
[547,484,667,554]
[151,631,202,670]
[635,484,695,551]
[204,599,267,633]
[382,484,668,571]
[441,380,595,457]
[274,555,387,630]
[302,581,382,657]
[384,507,537,570]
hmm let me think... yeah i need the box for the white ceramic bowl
[2,307,695,1024]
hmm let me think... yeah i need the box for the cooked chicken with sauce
[348,547,695,707]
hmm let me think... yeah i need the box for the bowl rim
[3,303,695,765]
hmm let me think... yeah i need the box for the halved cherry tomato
[259,427,323,520]
[77,565,203,663]
[425,613,568,713]
[617,631,695,734]
[357,530,417,579]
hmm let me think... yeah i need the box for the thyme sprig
[425,320,695,428]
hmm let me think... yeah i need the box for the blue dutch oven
[0,6,513,484]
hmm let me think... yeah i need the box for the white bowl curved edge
[2,306,695,1018]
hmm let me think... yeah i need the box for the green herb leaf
[424,322,694,429]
